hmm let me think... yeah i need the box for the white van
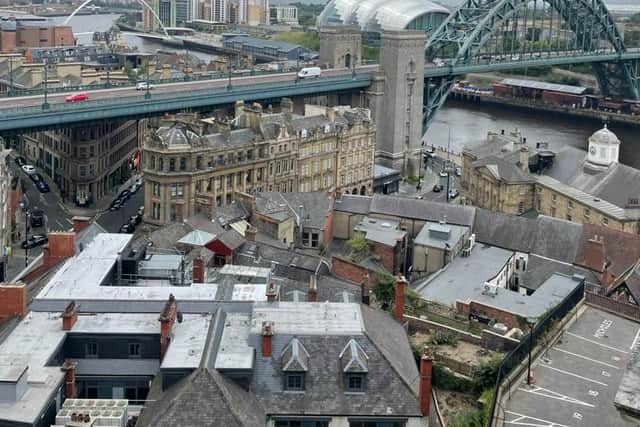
[297,67,321,79]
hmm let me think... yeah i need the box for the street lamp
[18,198,28,268]
[416,141,425,191]
[42,60,50,110]
[527,317,536,386]
[145,57,151,100]
[227,55,233,92]
[8,56,13,97]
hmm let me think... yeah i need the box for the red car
[65,92,89,102]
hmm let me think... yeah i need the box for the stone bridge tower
[319,26,362,69]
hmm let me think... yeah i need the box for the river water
[60,14,640,169]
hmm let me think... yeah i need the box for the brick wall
[468,301,519,329]
[43,232,76,269]
[331,255,370,286]
[323,208,334,247]
[370,242,395,273]
[0,283,27,324]
[586,292,640,322]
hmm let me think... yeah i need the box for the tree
[347,232,369,263]
[373,273,396,307]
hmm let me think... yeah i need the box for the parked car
[65,92,89,102]
[455,167,462,177]
[130,182,141,193]
[21,165,36,175]
[439,170,448,178]
[29,173,42,183]
[130,214,142,225]
[414,195,424,199]
[137,206,144,216]
[36,180,50,193]
[21,234,48,249]
[119,189,131,201]
[448,189,459,199]
[136,82,155,90]
[432,184,443,192]
[14,156,26,167]
[109,199,122,211]
[119,222,135,234]
[30,208,44,227]
[297,67,321,79]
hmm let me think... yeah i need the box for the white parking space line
[517,385,595,408]
[565,331,628,354]
[630,328,640,350]
[553,347,620,369]
[539,364,608,386]
[65,218,73,225]
[504,410,571,427]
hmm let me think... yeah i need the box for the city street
[400,153,461,202]
[96,190,144,233]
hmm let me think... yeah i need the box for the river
[59,14,640,169]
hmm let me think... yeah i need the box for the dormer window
[282,338,309,392]
[339,339,369,393]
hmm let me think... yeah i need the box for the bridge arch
[422,0,638,131]
[64,0,169,38]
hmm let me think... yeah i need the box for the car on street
[433,184,443,192]
[109,199,122,211]
[130,182,141,193]
[36,180,50,193]
[130,214,142,225]
[119,223,135,233]
[14,156,26,167]
[414,195,424,199]
[448,189,459,199]
[30,208,44,227]
[455,167,462,177]
[119,190,131,201]
[21,234,48,249]
[137,206,144,216]
[439,170,448,178]
[21,165,36,175]
[29,173,42,183]
[65,92,89,102]
[136,82,155,90]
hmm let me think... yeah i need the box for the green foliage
[290,2,325,27]
[626,30,640,48]
[273,31,320,51]
[430,331,460,347]
[362,45,380,61]
[405,287,426,311]
[433,364,475,392]
[346,232,369,263]
[373,273,396,306]
[630,13,640,24]
[472,356,502,393]
[450,409,484,427]
[480,388,494,425]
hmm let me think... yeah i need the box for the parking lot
[503,306,640,427]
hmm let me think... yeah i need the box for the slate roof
[574,224,640,280]
[623,263,640,303]
[369,194,476,227]
[334,194,373,214]
[520,254,600,291]
[216,229,246,251]
[256,192,333,230]
[472,155,534,183]
[282,338,310,371]
[138,368,265,427]
[203,128,256,150]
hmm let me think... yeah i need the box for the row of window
[85,342,141,358]
[284,372,365,392]
[274,421,405,427]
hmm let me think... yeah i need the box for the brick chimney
[308,275,318,302]
[519,146,529,172]
[159,294,177,361]
[0,283,27,324]
[585,235,606,273]
[245,226,257,242]
[395,274,407,322]
[420,346,434,416]
[43,232,76,269]
[71,216,91,233]
[61,359,77,399]
[192,256,205,283]
[62,301,78,331]
[262,321,274,357]
[265,282,278,302]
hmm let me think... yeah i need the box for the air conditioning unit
[482,282,498,297]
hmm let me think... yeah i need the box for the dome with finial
[155,124,199,147]
[587,124,620,167]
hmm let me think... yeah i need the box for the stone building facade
[20,120,138,206]
[318,26,362,69]
[143,100,375,225]
[462,127,640,234]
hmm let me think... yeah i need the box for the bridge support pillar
[374,30,425,176]
[319,26,362,69]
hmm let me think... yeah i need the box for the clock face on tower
[590,146,596,155]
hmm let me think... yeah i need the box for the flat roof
[354,216,406,247]
[219,264,272,279]
[374,164,401,179]
[416,246,580,317]
[162,314,213,369]
[500,78,587,95]
[214,312,254,370]
[250,302,364,336]
[414,221,469,250]
[232,284,268,302]
[139,254,183,271]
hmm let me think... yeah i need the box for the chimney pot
[62,300,78,331]
[262,321,274,357]
[192,256,205,283]
[308,275,318,302]
[62,359,77,399]
[266,282,278,302]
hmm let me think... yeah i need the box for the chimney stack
[192,256,205,283]
[62,301,78,331]
[234,100,245,120]
[0,283,27,324]
[585,235,606,273]
[159,294,177,361]
[395,274,407,322]
[361,275,370,305]
[62,359,77,399]
[43,232,76,269]
[71,216,91,233]
[519,146,529,172]
[308,275,318,302]
[420,346,434,416]
[266,282,278,302]
[262,321,274,357]
[245,226,257,242]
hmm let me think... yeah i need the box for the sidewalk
[63,172,142,217]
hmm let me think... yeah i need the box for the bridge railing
[0,73,374,117]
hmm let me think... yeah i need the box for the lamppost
[18,198,28,267]
[145,57,151,100]
[416,141,425,191]
[42,60,50,110]
[227,55,233,91]
[527,317,536,386]
[8,56,13,97]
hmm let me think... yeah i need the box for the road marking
[566,331,628,354]
[630,327,640,350]
[553,347,620,369]
[56,220,65,229]
[539,364,608,386]
[57,203,66,212]
[65,218,73,225]
[504,410,571,427]
[517,385,595,408]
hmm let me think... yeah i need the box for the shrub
[433,364,475,392]
[430,330,459,347]
[450,409,484,427]
[472,356,502,393]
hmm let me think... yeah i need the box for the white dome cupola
[587,125,620,167]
